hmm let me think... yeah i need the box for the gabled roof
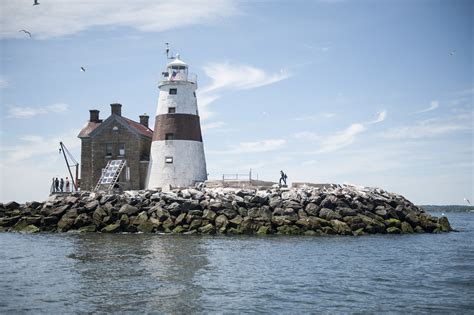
[78,115,153,139]
[78,121,101,138]
[122,117,153,137]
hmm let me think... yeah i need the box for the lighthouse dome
[167,54,188,69]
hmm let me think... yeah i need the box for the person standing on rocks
[65,177,70,192]
[60,178,64,192]
[279,170,287,186]
[54,178,59,192]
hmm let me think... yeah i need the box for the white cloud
[0,0,238,38]
[211,138,287,154]
[368,110,387,124]
[198,62,289,120]
[382,117,472,139]
[318,123,366,153]
[201,62,289,93]
[412,100,439,114]
[293,131,320,141]
[0,0,239,39]
[7,103,69,118]
[294,111,384,153]
[1,129,80,163]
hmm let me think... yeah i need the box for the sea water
[1,212,473,313]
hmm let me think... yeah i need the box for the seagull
[465,198,471,205]
[80,67,86,72]
[450,49,456,56]
[19,30,32,38]
[33,0,40,5]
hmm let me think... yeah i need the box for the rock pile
[0,185,452,235]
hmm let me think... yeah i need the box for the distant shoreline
[420,205,474,213]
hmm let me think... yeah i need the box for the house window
[168,107,176,113]
[165,156,173,164]
[105,144,112,157]
[165,133,174,140]
[169,88,177,95]
[118,143,125,156]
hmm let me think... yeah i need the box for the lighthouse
[146,54,207,189]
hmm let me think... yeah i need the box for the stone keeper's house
[78,103,153,191]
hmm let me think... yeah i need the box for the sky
[0,0,472,205]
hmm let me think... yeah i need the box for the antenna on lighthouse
[165,43,175,60]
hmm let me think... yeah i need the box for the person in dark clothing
[54,178,59,192]
[279,170,287,186]
[60,178,64,192]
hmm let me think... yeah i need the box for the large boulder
[119,204,139,216]
[319,208,342,221]
[330,220,352,235]
[438,217,452,232]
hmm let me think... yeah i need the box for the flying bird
[450,49,456,56]
[19,30,32,38]
[33,0,40,5]
[465,198,471,205]
[80,67,86,72]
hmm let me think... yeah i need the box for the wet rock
[202,209,216,221]
[385,218,401,228]
[101,223,121,233]
[386,226,401,234]
[438,217,451,232]
[401,221,414,234]
[257,226,271,235]
[330,220,352,235]
[57,218,74,232]
[78,225,96,233]
[138,222,155,233]
[74,213,92,227]
[19,225,40,233]
[199,223,215,234]
[215,215,228,229]
[319,208,342,221]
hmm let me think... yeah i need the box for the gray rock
[319,208,342,221]
[119,204,139,216]
[202,209,216,221]
[84,200,99,212]
[305,203,319,216]
[5,201,20,210]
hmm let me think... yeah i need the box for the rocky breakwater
[0,185,452,235]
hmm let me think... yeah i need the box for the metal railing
[159,72,197,85]
[222,169,256,184]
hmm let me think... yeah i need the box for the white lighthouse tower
[146,54,207,189]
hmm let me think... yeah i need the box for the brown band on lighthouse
[153,113,203,142]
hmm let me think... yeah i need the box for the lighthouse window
[169,88,177,95]
[168,107,176,113]
[165,156,174,164]
[165,133,175,140]
[193,92,196,97]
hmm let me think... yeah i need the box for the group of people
[52,177,71,193]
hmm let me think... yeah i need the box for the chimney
[139,114,149,128]
[89,109,100,122]
[111,103,122,116]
